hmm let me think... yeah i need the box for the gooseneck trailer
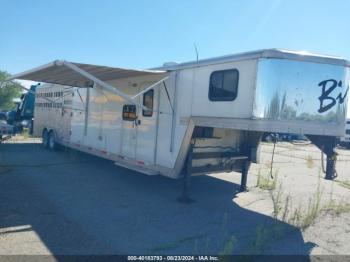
[7,49,350,200]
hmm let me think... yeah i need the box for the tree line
[0,70,22,111]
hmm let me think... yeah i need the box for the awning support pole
[169,72,178,152]
[131,76,169,99]
[84,83,92,136]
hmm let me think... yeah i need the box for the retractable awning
[7,60,168,107]
[8,60,167,87]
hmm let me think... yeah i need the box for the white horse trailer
[8,49,350,200]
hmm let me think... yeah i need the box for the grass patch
[299,177,322,229]
[256,169,278,191]
[244,224,289,255]
[323,184,350,215]
[335,180,350,190]
[219,236,237,255]
[323,199,350,215]
[22,128,30,138]
[297,189,322,229]
[276,175,323,230]
[220,171,350,255]
[217,212,237,255]
[268,173,350,231]
[270,183,283,218]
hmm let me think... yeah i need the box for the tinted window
[346,130,350,135]
[142,89,154,117]
[209,69,239,101]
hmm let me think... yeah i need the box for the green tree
[0,70,22,111]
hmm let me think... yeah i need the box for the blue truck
[0,84,37,141]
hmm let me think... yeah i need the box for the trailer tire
[42,129,49,148]
[29,120,34,135]
[48,131,57,150]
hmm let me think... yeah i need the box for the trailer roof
[154,49,350,70]
[8,60,166,87]
[7,49,350,87]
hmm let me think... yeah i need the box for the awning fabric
[8,60,167,87]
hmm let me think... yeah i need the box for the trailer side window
[142,89,154,117]
[208,69,239,101]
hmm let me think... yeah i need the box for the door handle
[133,119,141,127]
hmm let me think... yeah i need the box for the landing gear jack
[325,150,337,180]
[307,135,338,180]
[177,170,195,204]
[239,160,250,192]
[177,142,195,204]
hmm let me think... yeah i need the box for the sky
[1,0,350,73]
[1,0,350,115]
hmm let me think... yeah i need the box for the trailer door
[60,87,73,141]
[121,106,138,159]
[135,88,158,165]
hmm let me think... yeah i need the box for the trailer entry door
[135,87,158,165]
[121,103,139,160]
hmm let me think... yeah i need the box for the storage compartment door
[135,87,158,165]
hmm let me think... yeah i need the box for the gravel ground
[0,138,349,256]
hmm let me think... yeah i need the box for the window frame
[142,89,154,117]
[208,69,239,102]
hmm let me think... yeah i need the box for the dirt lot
[0,138,350,256]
